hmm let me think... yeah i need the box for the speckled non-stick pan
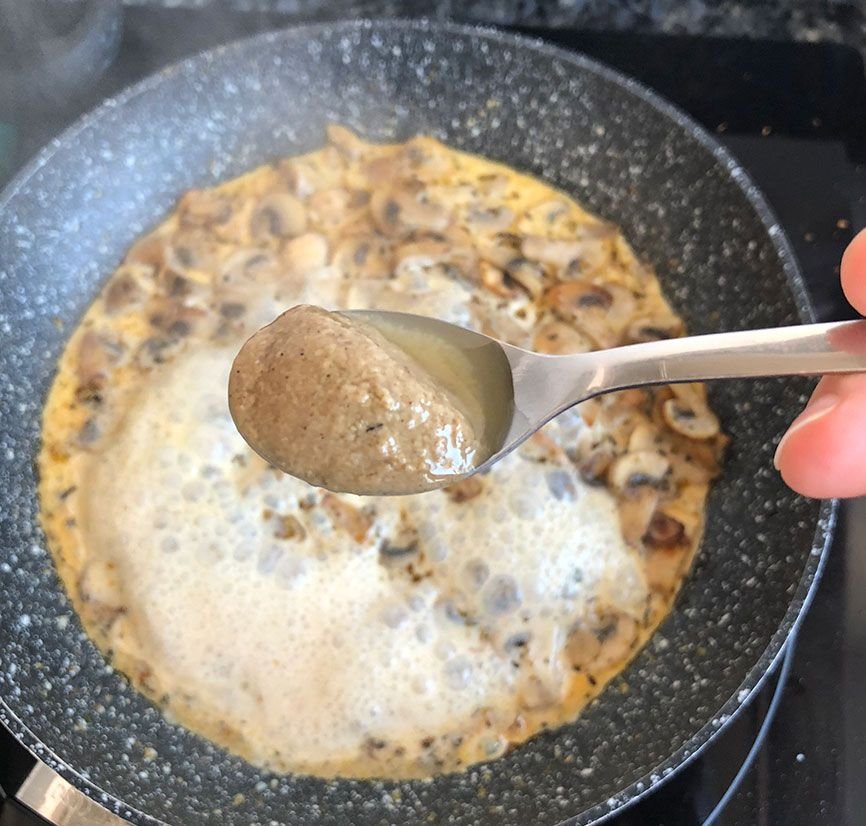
[0,19,835,826]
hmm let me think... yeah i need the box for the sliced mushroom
[657,486,704,539]
[464,205,514,235]
[77,562,125,630]
[76,329,121,395]
[504,258,546,299]
[126,232,167,269]
[274,514,307,541]
[321,494,372,543]
[380,536,420,563]
[626,421,657,453]
[220,301,246,320]
[370,187,450,236]
[589,611,639,670]
[544,279,612,311]
[401,136,456,182]
[357,153,409,188]
[626,314,684,343]
[393,239,477,284]
[671,382,709,408]
[471,293,535,348]
[78,559,121,604]
[543,280,635,347]
[613,389,650,414]
[533,320,594,354]
[662,397,720,440]
[307,187,364,233]
[177,188,232,228]
[660,427,724,483]
[147,296,206,339]
[521,235,585,270]
[332,235,393,280]
[219,249,281,286]
[608,450,670,493]
[426,182,478,208]
[664,452,711,485]
[282,232,329,275]
[643,513,690,594]
[565,624,602,670]
[516,199,573,236]
[250,192,307,239]
[476,232,522,270]
[478,260,516,298]
[165,229,224,283]
[192,201,252,246]
[520,430,567,464]
[569,432,617,485]
[444,475,484,503]
[578,397,602,427]
[134,335,185,369]
[476,173,509,199]
[643,512,686,549]
[644,543,689,594]
[380,509,422,568]
[593,406,646,453]
[518,673,562,711]
[326,124,370,159]
[618,486,660,546]
[103,268,145,315]
[277,150,344,198]
[601,283,637,332]
[543,281,615,347]
[669,431,728,478]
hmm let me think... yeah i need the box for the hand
[774,228,866,498]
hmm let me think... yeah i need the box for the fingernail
[773,393,840,470]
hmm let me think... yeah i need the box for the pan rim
[0,17,836,826]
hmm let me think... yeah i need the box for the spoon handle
[582,319,866,394]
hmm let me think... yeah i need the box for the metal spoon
[350,312,866,478]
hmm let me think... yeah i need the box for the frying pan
[0,19,834,826]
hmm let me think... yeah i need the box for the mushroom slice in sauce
[370,186,450,237]
[250,192,307,240]
[662,397,721,440]
[608,451,671,493]
[326,123,372,160]
[626,314,684,343]
[542,281,627,348]
[281,233,329,276]
[533,319,595,355]
[332,235,394,280]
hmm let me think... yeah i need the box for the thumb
[774,374,866,498]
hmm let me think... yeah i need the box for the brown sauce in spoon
[229,304,494,495]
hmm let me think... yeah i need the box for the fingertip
[840,228,866,315]
[776,384,866,498]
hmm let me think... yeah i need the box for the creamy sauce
[38,127,727,779]
[230,305,514,495]
[229,305,485,495]
[358,309,515,466]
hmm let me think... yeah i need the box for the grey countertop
[128,0,866,55]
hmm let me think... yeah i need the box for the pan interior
[0,21,827,826]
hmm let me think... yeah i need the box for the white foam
[67,195,648,774]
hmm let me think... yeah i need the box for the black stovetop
[1,8,865,826]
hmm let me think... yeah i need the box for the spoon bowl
[350,310,866,483]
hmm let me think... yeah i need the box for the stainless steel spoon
[350,311,866,478]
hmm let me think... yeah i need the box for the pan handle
[13,761,128,825]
